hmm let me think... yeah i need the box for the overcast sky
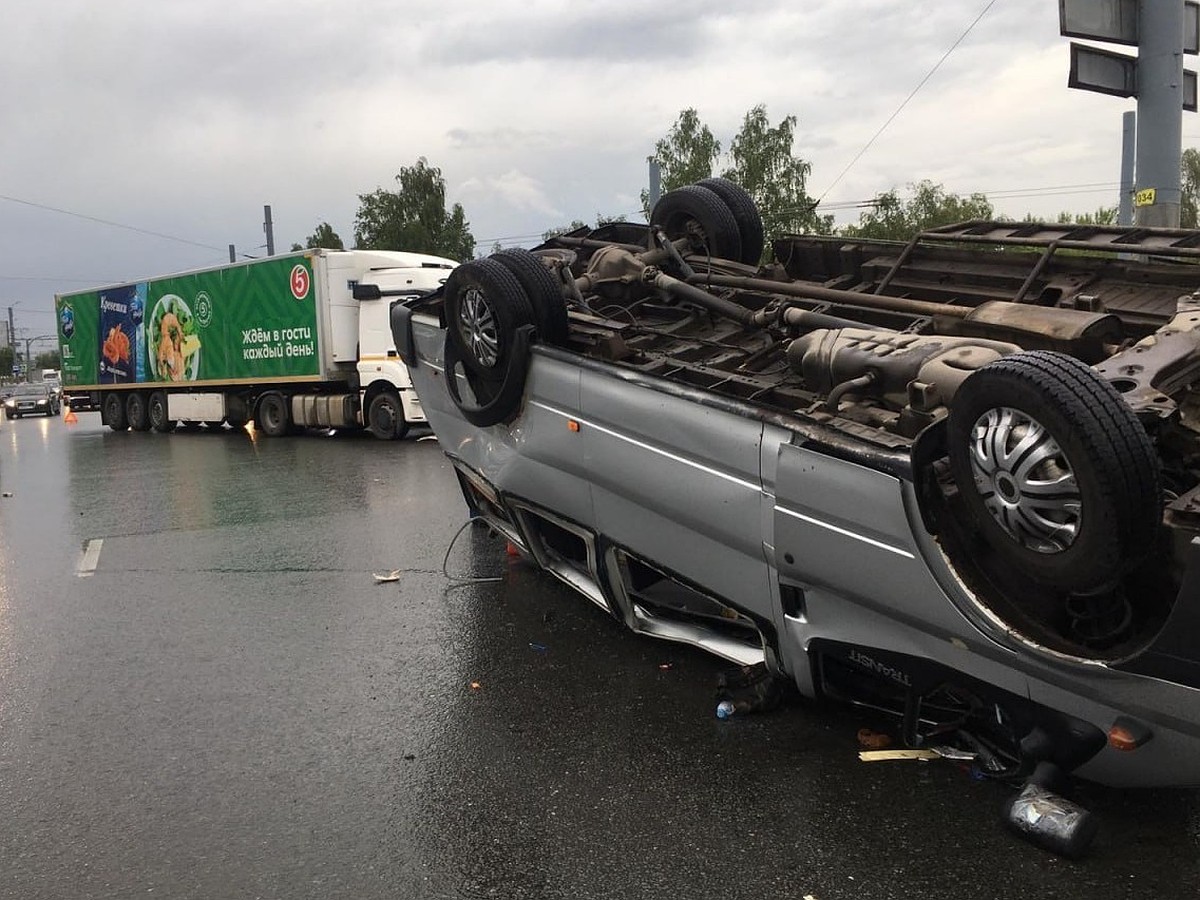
[2,0,1188,342]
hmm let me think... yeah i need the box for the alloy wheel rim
[968,406,1082,553]
[458,287,499,368]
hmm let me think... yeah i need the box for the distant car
[4,382,60,418]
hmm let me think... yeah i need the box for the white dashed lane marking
[77,539,103,577]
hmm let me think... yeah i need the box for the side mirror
[352,283,383,301]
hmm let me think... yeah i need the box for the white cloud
[459,170,561,218]
[0,0,1176,322]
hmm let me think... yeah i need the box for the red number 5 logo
[290,264,311,300]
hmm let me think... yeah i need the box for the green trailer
[56,249,456,438]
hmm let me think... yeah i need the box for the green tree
[641,108,722,216]
[1182,147,1200,228]
[292,222,345,252]
[33,350,60,370]
[723,105,831,238]
[354,158,476,260]
[642,105,832,255]
[841,181,993,241]
[1053,207,1118,226]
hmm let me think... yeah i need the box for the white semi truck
[56,249,457,438]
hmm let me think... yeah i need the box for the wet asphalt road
[1,412,1199,899]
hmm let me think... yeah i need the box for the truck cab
[336,253,457,434]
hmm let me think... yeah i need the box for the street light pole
[19,334,55,381]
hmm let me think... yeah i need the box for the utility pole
[7,305,15,352]
[1119,110,1136,226]
[228,244,236,264]
[648,160,662,210]
[263,205,275,257]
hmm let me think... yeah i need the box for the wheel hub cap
[968,406,1081,553]
[458,287,499,368]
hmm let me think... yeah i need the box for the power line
[0,193,229,253]
[817,0,1000,203]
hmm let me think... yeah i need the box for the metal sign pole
[1134,0,1185,226]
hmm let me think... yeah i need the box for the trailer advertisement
[58,257,319,388]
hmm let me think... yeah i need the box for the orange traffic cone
[64,407,78,424]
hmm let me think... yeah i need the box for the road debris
[715,663,784,717]
[858,749,941,762]
[372,570,402,583]
[856,729,892,750]
[469,681,482,690]
[529,642,547,653]
[929,746,978,762]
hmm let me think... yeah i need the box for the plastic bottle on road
[716,700,749,720]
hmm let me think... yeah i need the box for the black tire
[443,258,535,380]
[947,351,1161,591]
[367,390,409,440]
[126,392,150,432]
[444,323,534,427]
[696,177,764,266]
[256,393,289,437]
[650,184,743,262]
[103,393,128,431]
[148,391,175,433]
[491,249,569,346]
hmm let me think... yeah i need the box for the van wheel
[148,391,175,432]
[103,393,128,431]
[444,258,535,380]
[257,393,289,437]
[650,184,743,262]
[368,391,409,440]
[947,351,1161,591]
[696,177,764,265]
[491,249,569,346]
[126,392,150,431]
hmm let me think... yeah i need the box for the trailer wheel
[947,351,1161,590]
[103,393,128,431]
[650,184,743,262]
[257,393,289,437]
[148,391,175,433]
[696,177,764,265]
[444,258,535,380]
[491,249,569,346]
[368,390,409,440]
[126,392,150,432]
